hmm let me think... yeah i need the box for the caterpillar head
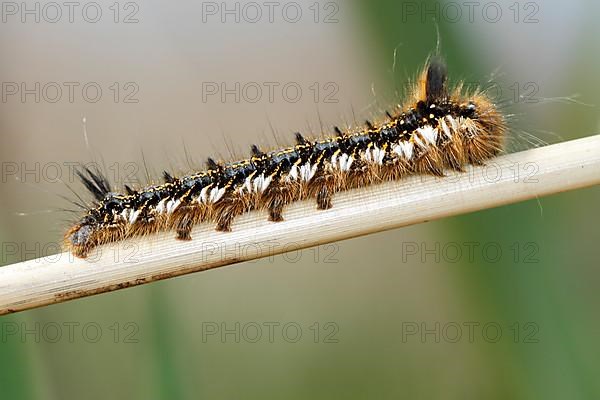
[64,214,101,258]
[64,167,115,258]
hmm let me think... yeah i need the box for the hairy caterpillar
[65,55,506,258]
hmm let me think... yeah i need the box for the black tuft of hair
[76,166,112,202]
[162,170,175,183]
[124,184,136,195]
[294,132,307,145]
[206,157,218,170]
[250,144,264,157]
[425,56,448,103]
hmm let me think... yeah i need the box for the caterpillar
[65,55,506,258]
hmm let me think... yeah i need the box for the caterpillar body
[65,56,506,258]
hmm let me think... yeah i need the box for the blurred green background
[1,0,599,398]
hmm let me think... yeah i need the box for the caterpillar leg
[171,205,206,240]
[267,198,285,222]
[215,214,234,232]
[414,150,445,176]
[216,207,244,231]
[175,216,193,240]
[264,182,297,222]
[316,186,332,210]
[215,195,253,231]
[312,170,340,210]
